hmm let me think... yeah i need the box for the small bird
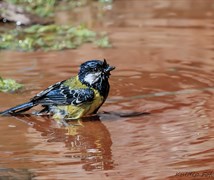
[0,59,115,119]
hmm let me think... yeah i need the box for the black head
[78,59,115,96]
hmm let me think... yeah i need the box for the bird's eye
[94,68,98,72]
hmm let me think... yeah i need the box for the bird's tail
[0,101,34,116]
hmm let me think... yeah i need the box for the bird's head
[78,59,115,87]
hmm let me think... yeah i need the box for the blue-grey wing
[34,84,94,106]
[31,80,66,101]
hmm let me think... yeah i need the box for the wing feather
[31,80,94,106]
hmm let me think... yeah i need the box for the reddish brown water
[0,0,214,179]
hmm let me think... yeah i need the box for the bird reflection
[12,114,114,171]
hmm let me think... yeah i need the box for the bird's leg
[32,106,49,116]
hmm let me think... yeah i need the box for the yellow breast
[53,76,104,119]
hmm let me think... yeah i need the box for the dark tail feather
[0,101,34,116]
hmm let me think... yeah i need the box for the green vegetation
[98,0,113,3]
[6,0,57,17]
[5,0,100,17]
[95,36,111,48]
[0,24,111,51]
[1,0,112,51]
[0,77,23,92]
[58,0,87,10]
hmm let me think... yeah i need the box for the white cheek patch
[84,72,101,85]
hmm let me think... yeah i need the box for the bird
[0,59,115,119]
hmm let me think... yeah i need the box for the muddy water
[0,0,214,179]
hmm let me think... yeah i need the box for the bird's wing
[31,80,66,101]
[31,81,94,106]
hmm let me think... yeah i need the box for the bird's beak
[105,65,115,73]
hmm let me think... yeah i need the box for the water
[0,0,214,179]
